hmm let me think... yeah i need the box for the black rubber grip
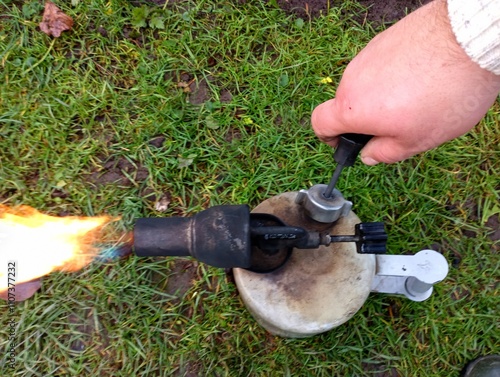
[333,134,373,166]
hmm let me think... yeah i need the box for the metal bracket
[371,250,449,302]
[295,184,352,223]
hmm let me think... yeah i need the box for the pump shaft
[323,134,373,198]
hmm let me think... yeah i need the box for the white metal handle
[371,250,449,302]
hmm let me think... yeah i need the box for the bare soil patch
[144,0,432,25]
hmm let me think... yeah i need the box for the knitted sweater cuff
[447,0,500,75]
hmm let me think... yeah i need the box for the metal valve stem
[324,134,373,199]
[324,164,344,199]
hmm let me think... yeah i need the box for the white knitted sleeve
[447,0,500,75]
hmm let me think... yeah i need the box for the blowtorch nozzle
[134,205,252,269]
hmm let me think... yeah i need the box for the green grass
[1,0,499,376]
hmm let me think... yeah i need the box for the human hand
[312,0,500,165]
[0,279,42,302]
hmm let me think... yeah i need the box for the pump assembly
[135,205,387,272]
[133,134,449,337]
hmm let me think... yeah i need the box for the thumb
[360,137,414,165]
[311,98,353,147]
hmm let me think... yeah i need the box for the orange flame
[0,205,117,291]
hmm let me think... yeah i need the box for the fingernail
[361,156,379,166]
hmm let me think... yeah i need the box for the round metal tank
[234,192,376,338]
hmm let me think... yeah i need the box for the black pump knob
[333,133,373,167]
[324,133,373,198]
[354,222,387,254]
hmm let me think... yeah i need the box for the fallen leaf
[154,194,171,212]
[39,1,73,38]
[0,279,42,302]
[204,115,219,130]
[279,73,289,87]
[178,154,196,168]
[177,80,195,93]
[56,180,67,188]
[178,158,193,168]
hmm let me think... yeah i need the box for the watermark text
[6,261,17,369]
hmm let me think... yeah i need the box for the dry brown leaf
[39,1,73,38]
[154,194,171,212]
[177,81,192,93]
[0,279,41,302]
